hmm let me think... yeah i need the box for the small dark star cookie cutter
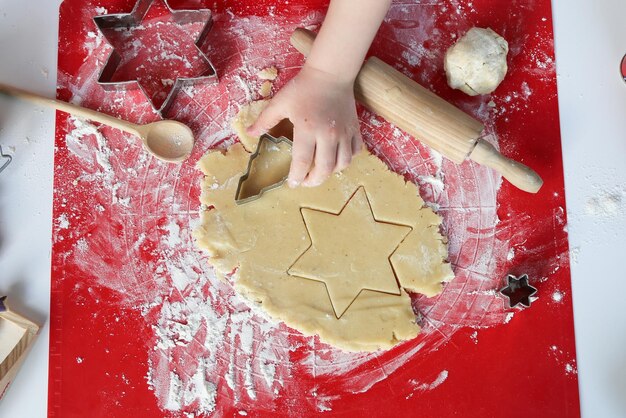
[93,0,217,115]
[235,134,293,205]
[499,274,538,308]
[0,295,7,312]
[0,145,12,175]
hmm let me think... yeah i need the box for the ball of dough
[444,27,509,96]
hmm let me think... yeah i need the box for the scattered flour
[429,149,443,173]
[165,372,184,410]
[569,247,580,264]
[407,370,449,398]
[585,189,624,218]
[85,31,104,58]
[163,219,183,249]
[548,345,577,376]
[506,247,515,261]
[317,402,332,412]
[521,81,532,98]
[418,175,445,193]
[57,214,70,229]
[402,49,421,67]
[150,288,287,414]
[427,370,449,390]
[65,117,113,177]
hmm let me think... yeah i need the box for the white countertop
[1,0,625,416]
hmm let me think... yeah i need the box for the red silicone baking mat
[49,0,580,416]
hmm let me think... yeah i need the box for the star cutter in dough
[235,134,293,205]
[287,187,413,319]
[93,0,217,115]
[0,296,7,312]
[499,274,538,308]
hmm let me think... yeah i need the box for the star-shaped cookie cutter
[94,0,217,115]
[235,134,293,205]
[499,274,538,308]
[0,145,12,175]
[0,295,7,312]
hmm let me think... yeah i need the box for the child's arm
[248,0,392,187]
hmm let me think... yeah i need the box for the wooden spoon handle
[0,83,141,137]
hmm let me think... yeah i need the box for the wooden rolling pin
[290,28,543,193]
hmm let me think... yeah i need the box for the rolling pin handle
[469,139,543,193]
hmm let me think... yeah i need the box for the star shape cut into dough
[94,0,216,114]
[288,187,412,318]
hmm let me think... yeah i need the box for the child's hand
[248,0,391,187]
[247,65,363,188]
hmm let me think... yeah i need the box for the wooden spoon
[0,83,194,163]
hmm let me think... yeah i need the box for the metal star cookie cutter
[499,274,538,308]
[0,295,7,312]
[235,134,293,205]
[0,146,12,175]
[93,0,217,115]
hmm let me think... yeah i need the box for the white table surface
[1,0,625,416]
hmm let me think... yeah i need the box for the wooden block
[0,300,40,402]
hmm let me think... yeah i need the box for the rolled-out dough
[288,187,412,318]
[259,81,272,98]
[195,105,454,352]
[231,100,269,152]
[257,66,278,81]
